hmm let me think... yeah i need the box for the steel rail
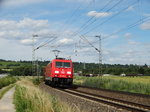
[59,88,150,112]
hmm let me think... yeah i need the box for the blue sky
[0,0,150,65]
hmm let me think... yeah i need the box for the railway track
[40,83,150,112]
[59,88,150,112]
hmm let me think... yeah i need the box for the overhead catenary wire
[71,0,123,38]
[83,0,139,35]
[54,0,122,49]
[57,0,139,49]
[33,0,94,51]
[59,0,95,38]
[34,37,57,51]
[101,16,150,40]
[74,0,114,34]
[41,0,114,50]
[74,16,150,56]
[35,0,122,51]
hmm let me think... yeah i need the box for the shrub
[0,76,18,89]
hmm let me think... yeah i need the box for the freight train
[44,58,73,86]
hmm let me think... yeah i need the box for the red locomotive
[44,58,73,86]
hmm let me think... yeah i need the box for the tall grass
[14,79,79,112]
[0,76,18,89]
[74,76,150,95]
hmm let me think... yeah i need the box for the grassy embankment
[14,78,79,112]
[0,76,18,99]
[74,76,150,95]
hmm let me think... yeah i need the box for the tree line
[0,59,149,76]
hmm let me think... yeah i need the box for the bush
[10,66,32,76]
[0,76,18,89]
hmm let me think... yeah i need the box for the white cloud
[0,20,17,31]
[110,35,118,39]
[124,33,132,38]
[18,18,49,30]
[0,18,49,31]
[20,39,34,45]
[128,40,139,45]
[0,31,25,39]
[125,6,134,12]
[2,0,49,7]
[87,11,112,18]
[59,38,73,44]
[140,21,150,30]
[0,18,50,40]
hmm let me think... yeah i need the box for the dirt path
[0,87,15,112]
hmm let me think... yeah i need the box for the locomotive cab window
[55,62,71,68]
[64,62,71,68]
[56,62,63,68]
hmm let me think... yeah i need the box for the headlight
[68,75,71,78]
[55,71,59,73]
[67,71,71,74]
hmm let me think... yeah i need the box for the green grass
[0,61,31,69]
[14,79,79,112]
[74,76,150,95]
[0,84,14,99]
[0,76,18,89]
[32,77,44,85]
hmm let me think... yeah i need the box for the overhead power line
[34,0,93,51]
[55,0,122,48]
[74,0,114,35]
[83,0,139,35]
[34,37,57,51]
[101,16,150,40]
[71,0,123,38]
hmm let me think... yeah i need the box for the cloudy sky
[0,0,150,65]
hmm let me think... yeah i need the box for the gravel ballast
[73,85,150,106]
[39,83,129,112]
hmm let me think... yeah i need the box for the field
[0,61,31,69]
[74,76,150,95]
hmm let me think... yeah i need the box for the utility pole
[95,35,102,76]
[32,34,38,76]
[37,57,42,81]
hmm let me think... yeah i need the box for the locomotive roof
[52,58,72,62]
[47,58,72,65]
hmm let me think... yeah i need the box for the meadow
[0,61,30,69]
[74,76,150,95]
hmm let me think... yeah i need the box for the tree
[138,67,145,74]
[10,65,32,76]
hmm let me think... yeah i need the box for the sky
[0,0,150,65]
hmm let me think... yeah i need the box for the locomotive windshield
[64,62,71,68]
[56,62,63,68]
[56,62,71,68]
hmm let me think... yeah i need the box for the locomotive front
[44,58,73,86]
